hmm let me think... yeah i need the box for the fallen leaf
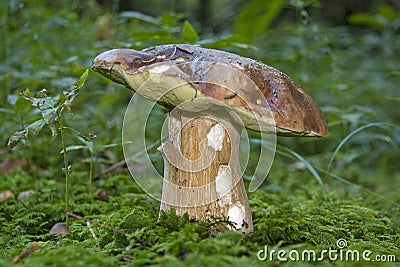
[0,158,29,173]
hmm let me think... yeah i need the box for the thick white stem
[159,112,253,233]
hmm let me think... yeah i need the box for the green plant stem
[2,4,10,101]
[58,114,69,225]
[89,150,93,201]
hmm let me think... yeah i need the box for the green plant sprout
[62,131,126,199]
[61,128,96,200]
[8,69,89,224]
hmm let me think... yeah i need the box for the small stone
[0,190,14,202]
[0,158,29,173]
[17,190,36,201]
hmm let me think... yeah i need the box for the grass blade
[274,144,325,188]
[327,122,389,173]
[316,166,400,207]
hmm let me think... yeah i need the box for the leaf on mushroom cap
[92,44,328,137]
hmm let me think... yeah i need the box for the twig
[93,139,161,181]
[86,221,99,244]
[12,243,38,264]
[64,210,127,236]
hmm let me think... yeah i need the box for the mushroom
[92,44,328,233]
[50,222,70,246]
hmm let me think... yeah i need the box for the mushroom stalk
[159,111,253,233]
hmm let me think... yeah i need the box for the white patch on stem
[228,202,245,230]
[215,165,232,206]
[207,123,225,151]
[168,115,181,149]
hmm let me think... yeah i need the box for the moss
[1,166,399,266]
[20,244,118,267]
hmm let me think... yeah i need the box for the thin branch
[86,221,98,242]
[12,243,38,264]
[64,210,127,236]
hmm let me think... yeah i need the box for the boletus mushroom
[92,44,328,233]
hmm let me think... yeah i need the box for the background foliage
[0,0,399,266]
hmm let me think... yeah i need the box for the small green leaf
[75,69,89,90]
[386,70,400,77]
[20,92,55,110]
[181,21,199,44]
[378,4,396,22]
[120,11,159,24]
[347,13,384,30]
[61,145,88,154]
[235,0,285,40]
[14,96,31,112]
[0,108,13,114]
[76,135,94,151]
[41,108,58,137]
[102,142,123,149]
[160,13,185,27]
[386,97,400,102]
[7,119,46,148]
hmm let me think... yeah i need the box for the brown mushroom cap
[50,223,70,235]
[92,44,328,137]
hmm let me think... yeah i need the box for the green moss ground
[1,156,398,266]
